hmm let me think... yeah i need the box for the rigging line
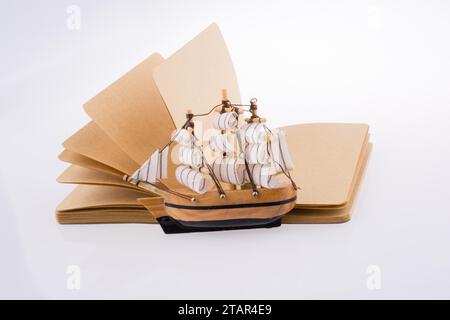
[267,139,298,189]
[243,158,258,193]
[149,181,194,201]
[202,155,225,195]
[231,104,251,107]
[274,159,298,190]
[187,101,251,130]
[231,104,253,113]
[191,102,251,118]
[191,103,223,118]
[264,131,298,190]
[262,124,273,134]
[262,124,297,188]
[124,176,193,201]
[155,179,170,190]
[160,118,192,152]
[207,162,225,195]
[236,130,258,194]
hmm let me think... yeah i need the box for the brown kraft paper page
[63,121,139,175]
[57,165,153,193]
[56,185,150,212]
[153,23,241,134]
[58,149,124,177]
[57,209,157,224]
[282,142,371,224]
[281,123,369,208]
[84,53,176,165]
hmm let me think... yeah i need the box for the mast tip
[221,89,228,101]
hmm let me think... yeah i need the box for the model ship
[124,91,298,233]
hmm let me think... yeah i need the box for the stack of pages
[56,23,370,225]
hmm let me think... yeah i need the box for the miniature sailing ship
[124,92,298,233]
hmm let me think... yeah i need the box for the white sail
[212,156,246,185]
[179,146,203,168]
[240,122,267,144]
[175,165,211,194]
[212,111,238,130]
[172,128,194,146]
[130,149,167,183]
[269,129,294,172]
[208,133,235,153]
[244,164,289,189]
[237,113,246,127]
[245,142,269,164]
[130,159,148,181]
[160,147,169,179]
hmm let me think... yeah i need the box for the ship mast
[241,98,260,196]
[220,89,231,158]
[184,108,226,199]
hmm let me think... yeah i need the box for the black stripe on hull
[165,196,297,211]
[157,216,282,234]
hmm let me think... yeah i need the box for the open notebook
[56,23,371,225]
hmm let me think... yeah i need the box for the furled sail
[179,146,203,168]
[212,111,238,130]
[269,129,294,172]
[130,148,168,183]
[235,124,293,189]
[212,156,246,185]
[208,133,235,153]
[175,165,211,194]
[245,142,269,164]
[240,122,267,144]
[244,164,289,189]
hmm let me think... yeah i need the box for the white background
[1,0,449,299]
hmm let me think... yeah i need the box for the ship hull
[139,186,297,234]
[157,216,282,234]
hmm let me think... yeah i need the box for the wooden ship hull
[139,186,297,234]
